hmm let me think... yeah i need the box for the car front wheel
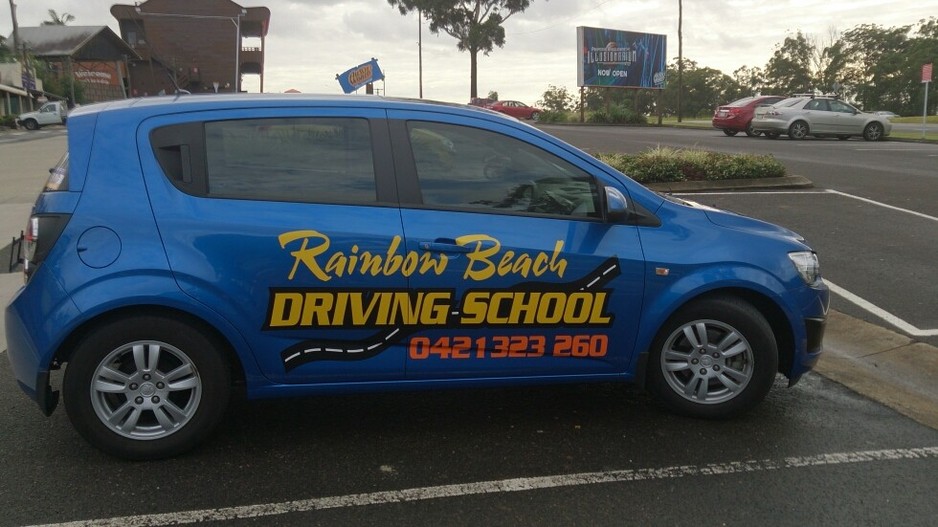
[23,119,39,131]
[530,112,540,122]
[863,122,884,141]
[745,122,760,137]
[63,315,231,460]
[722,129,738,136]
[647,296,778,418]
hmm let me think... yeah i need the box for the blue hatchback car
[6,94,828,459]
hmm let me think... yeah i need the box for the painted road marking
[676,189,938,336]
[826,280,938,337]
[27,446,938,527]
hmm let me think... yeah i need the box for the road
[543,125,938,348]
[1,129,937,527]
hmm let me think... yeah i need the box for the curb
[645,175,813,193]
[819,310,938,430]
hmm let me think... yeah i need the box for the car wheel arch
[54,305,247,391]
[637,286,796,382]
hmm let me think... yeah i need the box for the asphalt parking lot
[1,127,938,526]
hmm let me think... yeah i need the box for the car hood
[676,197,805,242]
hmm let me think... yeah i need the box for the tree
[733,65,765,95]
[0,36,15,63]
[42,9,75,25]
[486,90,499,100]
[537,84,573,113]
[763,32,816,95]
[387,0,535,98]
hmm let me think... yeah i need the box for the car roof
[67,93,508,122]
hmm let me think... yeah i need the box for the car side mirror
[604,185,630,222]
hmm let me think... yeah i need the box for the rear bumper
[5,269,79,415]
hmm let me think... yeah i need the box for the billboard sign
[337,59,384,94]
[577,27,666,89]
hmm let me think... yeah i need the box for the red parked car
[712,95,785,137]
[488,100,541,121]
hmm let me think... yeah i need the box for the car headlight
[788,251,822,285]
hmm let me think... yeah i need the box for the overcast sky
[3,0,935,104]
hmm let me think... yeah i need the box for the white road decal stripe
[27,446,938,527]
[825,280,938,337]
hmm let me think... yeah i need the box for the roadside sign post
[923,63,933,139]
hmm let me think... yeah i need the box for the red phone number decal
[408,334,608,360]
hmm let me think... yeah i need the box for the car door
[140,108,407,385]
[829,100,865,134]
[802,99,835,133]
[387,112,646,380]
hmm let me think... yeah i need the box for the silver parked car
[751,96,891,141]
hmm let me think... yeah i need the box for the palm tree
[42,9,75,26]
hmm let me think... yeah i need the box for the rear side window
[152,118,378,204]
[406,122,600,218]
[205,118,377,203]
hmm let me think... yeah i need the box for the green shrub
[536,110,568,123]
[0,114,16,128]
[595,147,786,183]
[586,105,647,125]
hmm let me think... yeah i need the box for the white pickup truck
[16,101,68,130]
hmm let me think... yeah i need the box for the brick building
[110,0,270,96]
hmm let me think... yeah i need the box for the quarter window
[204,118,377,203]
[406,122,600,218]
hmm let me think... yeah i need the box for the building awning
[0,84,30,97]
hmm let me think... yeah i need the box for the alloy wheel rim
[660,320,754,405]
[90,340,202,440]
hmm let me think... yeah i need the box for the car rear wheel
[63,315,231,460]
[863,122,884,141]
[788,121,809,140]
[647,296,778,418]
[23,119,39,131]
[722,129,738,136]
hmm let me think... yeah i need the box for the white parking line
[826,190,938,223]
[826,280,938,337]
[674,189,938,336]
[26,446,938,527]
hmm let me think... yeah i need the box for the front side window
[829,100,856,114]
[204,118,376,204]
[407,122,600,218]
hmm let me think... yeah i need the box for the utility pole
[677,0,683,123]
[414,8,423,99]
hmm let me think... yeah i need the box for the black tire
[531,112,540,122]
[722,129,738,136]
[863,122,884,141]
[744,122,760,137]
[63,315,231,460]
[764,132,780,139]
[23,119,39,131]
[646,296,778,419]
[788,121,809,140]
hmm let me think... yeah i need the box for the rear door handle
[419,239,471,253]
